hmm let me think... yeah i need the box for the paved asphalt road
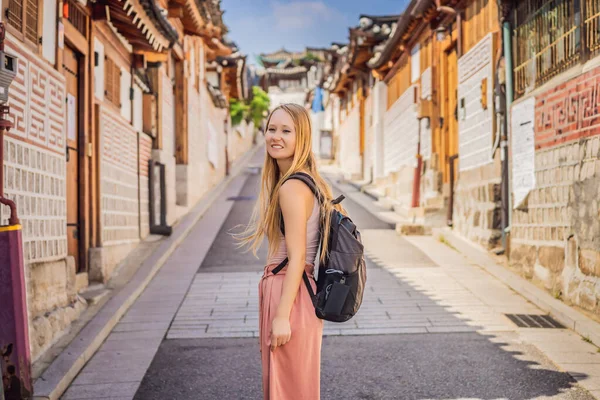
[133,167,594,400]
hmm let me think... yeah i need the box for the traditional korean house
[89,0,178,285]
[217,50,253,171]
[366,0,503,242]
[327,14,399,182]
[501,0,600,316]
[257,48,324,108]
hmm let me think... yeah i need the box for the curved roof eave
[366,0,432,70]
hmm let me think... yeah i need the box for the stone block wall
[510,64,600,314]
[453,32,502,247]
[453,155,502,247]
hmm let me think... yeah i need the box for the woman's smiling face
[265,109,296,161]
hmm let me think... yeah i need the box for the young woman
[237,103,343,400]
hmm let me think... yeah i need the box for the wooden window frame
[104,55,121,109]
[5,0,43,52]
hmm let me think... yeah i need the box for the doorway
[64,45,82,271]
[441,44,459,184]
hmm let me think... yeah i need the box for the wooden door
[64,46,81,270]
[441,45,459,184]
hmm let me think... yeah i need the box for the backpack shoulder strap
[279,172,323,235]
[284,172,322,203]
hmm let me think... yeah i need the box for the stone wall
[453,32,502,247]
[510,64,600,314]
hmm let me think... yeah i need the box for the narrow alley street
[58,148,598,400]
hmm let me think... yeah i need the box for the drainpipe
[502,20,514,249]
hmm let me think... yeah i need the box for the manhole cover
[226,196,256,201]
[505,314,565,329]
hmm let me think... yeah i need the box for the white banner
[511,97,536,209]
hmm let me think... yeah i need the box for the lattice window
[513,0,581,98]
[65,0,87,36]
[104,57,121,108]
[6,0,24,32]
[6,0,39,45]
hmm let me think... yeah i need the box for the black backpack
[272,172,366,323]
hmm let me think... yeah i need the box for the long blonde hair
[236,103,344,262]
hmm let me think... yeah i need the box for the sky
[220,0,409,64]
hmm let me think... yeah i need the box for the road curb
[434,227,600,347]
[32,145,263,400]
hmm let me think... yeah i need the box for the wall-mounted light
[435,25,448,42]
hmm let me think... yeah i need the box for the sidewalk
[323,166,600,398]
[32,145,264,400]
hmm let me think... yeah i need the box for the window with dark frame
[6,0,39,45]
[104,56,121,108]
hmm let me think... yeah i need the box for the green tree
[229,98,249,126]
[248,86,270,128]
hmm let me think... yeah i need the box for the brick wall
[453,32,502,248]
[534,67,600,149]
[511,64,600,314]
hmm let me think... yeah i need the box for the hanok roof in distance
[199,0,228,35]
[367,0,439,70]
[349,13,401,68]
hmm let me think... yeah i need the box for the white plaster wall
[338,103,361,177]
[457,33,495,172]
[383,85,419,175]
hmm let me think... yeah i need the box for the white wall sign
[67,94,76,141]
[511,97,537,209]
[410,44,420,83]
[94,39,105,101]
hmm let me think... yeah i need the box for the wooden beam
[174,59,188,164]
[64,20,89,55]
[168,4,184,18]
[92,3,109,20]
[132,53,147,69]
[138,51,169,63]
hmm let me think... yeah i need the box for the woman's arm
[270,179,313,351]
